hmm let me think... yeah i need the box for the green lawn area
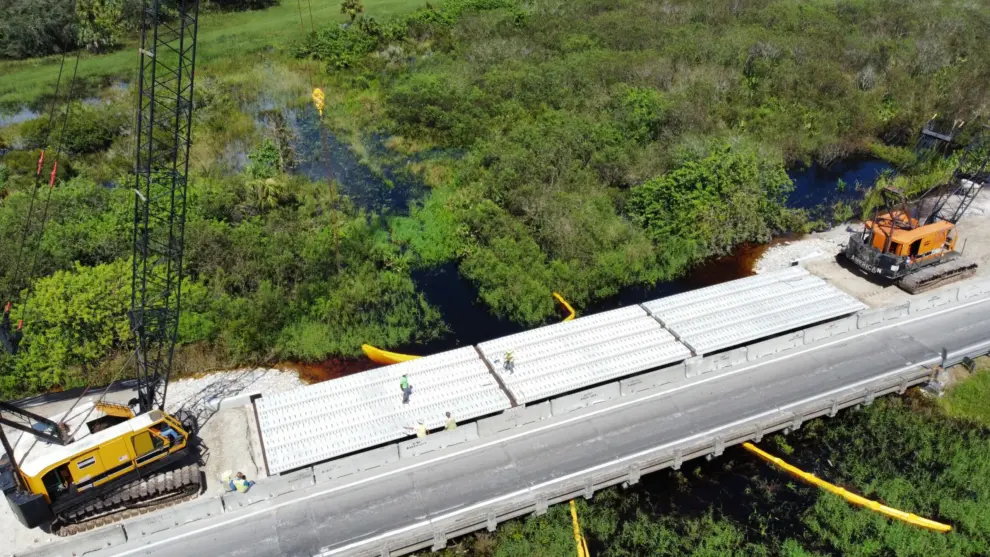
[940,356,990,426]
[0,0,422,109]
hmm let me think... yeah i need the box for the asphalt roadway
[68,297,990,557]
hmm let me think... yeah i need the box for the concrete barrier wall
[683,355,703,378]
[958,280,990,301]
[883,302,910,321]
[314,444,400,483]
[619,363,685,395]
[17,525,127,557]
[857,309,884,329]
[858,300,911,330]
[803,316,855,345]
[910,289,958,314]
[477,402,551,437]
[267,467,314,496]
[549,382,620,415]
[223,483,276,512]
[399,423,479,458]
[687,348,749,376]
[747,332,803,361]
[125,496,224,538]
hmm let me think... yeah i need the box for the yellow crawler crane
[1,0,203,535]
[2,404,197,534]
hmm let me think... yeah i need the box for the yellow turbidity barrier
[363,292,577,365]
[553,292,576,321]
[742,442,952,533]
[361,344,421,365]
[569,500,591,557]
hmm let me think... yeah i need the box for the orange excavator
[843,128,989,293]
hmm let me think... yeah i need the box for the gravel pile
[754,226,854,274]
[165,367,303,422]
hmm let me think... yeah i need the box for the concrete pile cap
[256,346,511,473]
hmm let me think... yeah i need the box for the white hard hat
[418,418,424,424]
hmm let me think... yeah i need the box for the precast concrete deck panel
[644,266,807,313]
[644,267,865,355]
[510,341,692,403]
[683,296,866,355]
[480,314,690,404]
[256,348,511,473]
[478,305,646,357]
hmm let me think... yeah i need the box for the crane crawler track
[898,257,978,294]
[52,463,202,537]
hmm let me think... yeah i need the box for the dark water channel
[285,107,425,215]
[786,158,893,214]
[296,152,890,376]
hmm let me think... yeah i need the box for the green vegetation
[442,394,990,556]
[628,138,794,270]
[940,357,990,426]
[0,0,426,109]
[3,0,990,396]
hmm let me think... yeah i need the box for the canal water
[786,158,893,215]
[283,125,892,378]
[285,107,425,215]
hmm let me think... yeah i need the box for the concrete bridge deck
[255,267,864,475]
[28,291,989,557]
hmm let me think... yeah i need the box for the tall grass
[940,357,990,426]
[0,0,424,109]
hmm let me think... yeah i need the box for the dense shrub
[19,102,127,154]
[0,0,76,59]
[205,0,279,11]
[628,138,793,266]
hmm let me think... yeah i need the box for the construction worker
[156,424,181,445]
[400,374,412,404]
[504,351,515,374]
[445,411,457,431]
[404,419,427,438]
[233,472,255,493]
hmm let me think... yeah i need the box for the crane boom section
[130,0,200,413]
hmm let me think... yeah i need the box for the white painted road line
[103,297,989,557]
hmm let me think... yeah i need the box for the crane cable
[18,52,83,329]
[4,50,73,322]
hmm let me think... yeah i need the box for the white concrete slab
[256,347,511,474]
[477,312,690,404]
[644,267,865,354]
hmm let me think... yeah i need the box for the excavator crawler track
[897,257,978,294]
[51,463,202,537]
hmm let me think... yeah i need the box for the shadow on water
[398,263,529,355]
[285,107,425,214]
[787,158,893,214]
